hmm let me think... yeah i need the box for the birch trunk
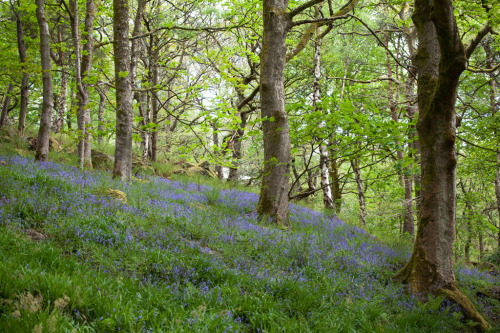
[312,26,334,209]
[35,0,53,162]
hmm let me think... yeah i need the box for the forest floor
[0,140,499,332]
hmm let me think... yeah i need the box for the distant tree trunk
[212,124,224,180]
[459,180,473,263]
[35,0,53,161]
[71,0,95,169]
[395,0,490,328]
[0,84,14,128]
[112,0,133,181]
[227,112,248,182]
[97,86,108,145]
[52,25,68,133]
[67,79,75,130]
[256,0,291,223]
[313,26,334,209]
[478,232,485,259]
[16,9,29,137]
[351,159,366,226]
[484,40,500,248]
[385,32,414,238]
[330,158,342,213]
[150,41,159,162]
[138,90,150,163]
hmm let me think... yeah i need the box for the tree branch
[465,22,491,59]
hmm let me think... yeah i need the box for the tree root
[438,284,490,332]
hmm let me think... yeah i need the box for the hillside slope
[0,154,499,332]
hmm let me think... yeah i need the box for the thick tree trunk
[256,0,291,224]
[112,0,133,181]
[0,84,14,128]
[351,159,366,226]
[312,28,334,209]
[16,11,29,137]
[395,0,489,329]
[35,0,53,162]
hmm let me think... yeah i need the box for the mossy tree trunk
[15,7,29,137]
[395,0,491,329]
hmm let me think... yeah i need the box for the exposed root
[438,284,490,332]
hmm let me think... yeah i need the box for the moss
[438,284,491,332]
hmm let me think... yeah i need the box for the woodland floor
[0,149,499,332]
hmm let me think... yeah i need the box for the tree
[395,0,491,329]
[257,0,358,223]
[112,0,133,181]
[34,0,53,162]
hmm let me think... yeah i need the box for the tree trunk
[351,159,366,226]
[313,27,334,209]
[97,86,108,145]
[52,25,68,133]
[256,0,291,224]
[395,0,489,328]
[0,84,14,128]
[484,40,500,249]
[150,42,159,162]
[112,0,133,181]
[385,32,414,238]
[330,157,342,213]
[35,0,53,162]
[212,124,224,180]
[227,112,248,182]
[16,10,29,137]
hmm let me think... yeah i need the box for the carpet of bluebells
[0,154,499,332]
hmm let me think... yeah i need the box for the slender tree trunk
[227,112,248,182]
[212,124,224,180]
[112,0,133,181]
[351,159,366,226]
[0,84,14,128]
[71,0,95,168]
[52,25,68,133]
[67,79,75,130]
[484,41,500,248]
[395,0,489,328]
[16,9,29,137]
[97,86,108,145]
[150,43,159,162]
[35,0,53,161]
[385,32,415,237]
[256,0,291,223]
[313,27,334,209]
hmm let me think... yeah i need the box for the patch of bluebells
[1,154,498,331]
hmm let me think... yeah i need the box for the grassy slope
[0,149,499,332]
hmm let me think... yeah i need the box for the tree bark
[0,84,14,128]
[112,0,133,181]
[313,26,334,209]
[256,0,292,223]
[395,0,490,329]
[16,7,29,137]
[212,124,224,180]
[35,0,53,162]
